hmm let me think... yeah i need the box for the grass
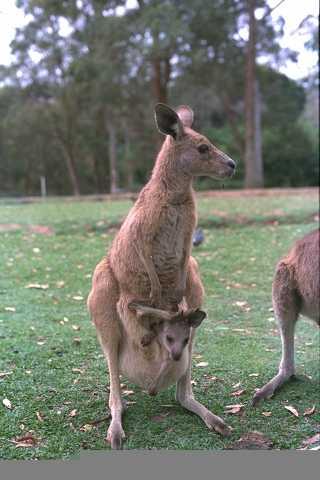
[0,190,319,459]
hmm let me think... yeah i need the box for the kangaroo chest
[152,205,195,271]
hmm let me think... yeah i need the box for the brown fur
[252,229,319,405]
[87,103,235,448]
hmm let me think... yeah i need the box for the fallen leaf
[248,373,259,377]
[72,325,80,331]
[73,337,81,345]
[122,390,135,396]
[25,283,49,290]
[37,341,46,346]
[36,411,44,422]
[72,296,84,301]
[72,368,84,374]
[56,280,65,288]
[227,431,273,450]
[195,362,209,368]
[300,433,320,448]
[284,405,299,417]
[232,382,241,389]
[224,404,244,415]
[262,411,272,417]
[2,398,13,410]
[4,307,16,312]
[231,389,246,397]
[0,371,13,378]
[303,405,316,416]
[80,424,94,432]
[151,412,173,423]
[10,433,39,448]
[69,409,77,417]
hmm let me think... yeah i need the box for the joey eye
[166,335,174,344]
[183,338,189,346]
[198,144,209,154]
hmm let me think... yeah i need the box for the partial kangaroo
[252,229,319,405]
[87,103,235,448]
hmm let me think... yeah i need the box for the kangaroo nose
[227,160,236,170]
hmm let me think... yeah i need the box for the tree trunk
[123,125,134,191]
[244,0,263,188]
[152,57,171,104]
[60,143,80,195]
[106,120,118,194]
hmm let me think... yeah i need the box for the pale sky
[0,0,318,80]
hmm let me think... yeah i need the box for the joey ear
[154,103,184,140]
[186,309,206,328]
[128,302,173,321]
[176,105,194,128]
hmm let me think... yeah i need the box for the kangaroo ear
[176,105,194,128]
[186,309,206,328]
[154,103,184,140]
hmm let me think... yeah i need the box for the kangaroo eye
[166,335,174,344]
[198,144,209,154]
[183,338,189,346]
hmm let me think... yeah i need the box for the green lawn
[0,190,319,458]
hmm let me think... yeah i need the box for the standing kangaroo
[252,229,319,405]
[87,103,235,449]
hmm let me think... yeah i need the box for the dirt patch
[0,224,54,235]
[0,224,21,232]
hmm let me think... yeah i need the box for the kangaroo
[129,301,206,396]
[252,229,319,405]
[87,103,235,448]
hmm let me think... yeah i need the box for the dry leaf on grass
[227,431,273,450]
[2,398,13,410]
[303,405,316,416]
[299,433,320,449]
[122,390,135,396]
[25,283,49,290]
[262,411,272,417]
[72,296,84,301]
[284,405,299,417]
[36,411,44,422]
[0,371,13,378]
[151,412,174,423]
[72,368,84,374]
[224,404,244,415]
[69,409,77,417]
[80,424,94,432]
[4,307,16,312]
[195,362,209,368]
[10,433,40,448]
[231,389,246,397]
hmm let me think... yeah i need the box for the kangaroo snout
[227,159,236,170]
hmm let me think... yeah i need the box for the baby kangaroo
[129,302,206,396]
[252,229,319,405]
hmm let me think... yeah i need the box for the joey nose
[172,352,182,361]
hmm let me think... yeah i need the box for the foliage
[0,0,318,195]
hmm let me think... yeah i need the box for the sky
[0,0,318,80]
